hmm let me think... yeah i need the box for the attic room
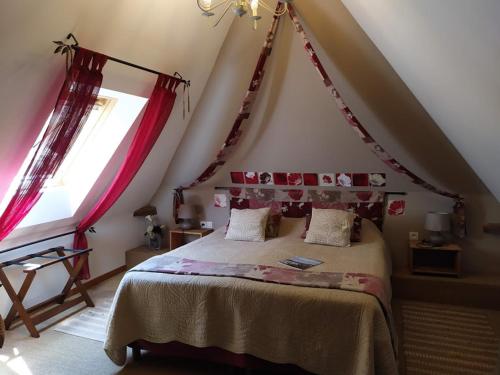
[1,0,499,374]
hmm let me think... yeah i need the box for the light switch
[409,232,419,241]
[200,221,213,229]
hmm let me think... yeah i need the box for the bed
[104,217,397,375]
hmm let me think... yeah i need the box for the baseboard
[392,270,500,310]
[69,265,126,297]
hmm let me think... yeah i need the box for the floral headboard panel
[226,188,386,230]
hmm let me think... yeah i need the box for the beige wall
[153,0,500,275]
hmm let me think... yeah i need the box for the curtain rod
[57,34,190,86]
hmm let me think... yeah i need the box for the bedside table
[409,240,462,277]
[126,246,169,270]
[169,228,214,251]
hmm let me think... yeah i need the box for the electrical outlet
[200,221,213,229]
[409,232,419,241]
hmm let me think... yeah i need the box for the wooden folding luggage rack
[0,246,94,338]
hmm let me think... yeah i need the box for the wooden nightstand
[126,246,169,270]
[409,240,462,277]
[169,228,214,251]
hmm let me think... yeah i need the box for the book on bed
[279,256,323,270]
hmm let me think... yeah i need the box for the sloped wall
[342,0,500,201]
[0,0,233,315]
[153,0,500,275]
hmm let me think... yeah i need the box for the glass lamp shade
[425,212,450,246]
[425,212,451,232]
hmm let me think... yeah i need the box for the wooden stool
[0,246,94,338]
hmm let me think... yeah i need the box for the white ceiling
[342,0,500,201]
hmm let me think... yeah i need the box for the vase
[148,234,162,250]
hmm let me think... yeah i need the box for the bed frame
[129,340,313,374]
[119,209,395,373]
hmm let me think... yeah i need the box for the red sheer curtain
[74,74,180,279]
[0,48,107,241]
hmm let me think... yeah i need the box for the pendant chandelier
[197,0,292,29]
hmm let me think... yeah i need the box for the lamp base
[180,220,193,230]
[428,231,445,247]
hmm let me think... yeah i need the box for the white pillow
[225,207,271,242]
[305,208,355,247]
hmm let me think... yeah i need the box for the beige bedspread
[104,218,397,375]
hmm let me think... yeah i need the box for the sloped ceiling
[157,0,483,200]
[342,0,500,201]
[1,0,497,236]
[0,0,233,231]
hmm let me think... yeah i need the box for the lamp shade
[178,204,195,219]
[425,212,450,232]
[133,204,157,217]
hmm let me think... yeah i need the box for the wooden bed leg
[132,346,142,361]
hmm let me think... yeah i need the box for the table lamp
[178,204,195,230]
[425,212,450,246]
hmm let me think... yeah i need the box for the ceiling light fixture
[197,0,292,29]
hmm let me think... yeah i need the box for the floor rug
[53,291,115,342]
[401,301,499,375]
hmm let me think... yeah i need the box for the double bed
[104,217,397,374]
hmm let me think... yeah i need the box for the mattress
[104,217,397,375]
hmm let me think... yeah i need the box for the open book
[279,256,323,270]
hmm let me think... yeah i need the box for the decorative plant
[144,215,165,239]
[52,33,79,72]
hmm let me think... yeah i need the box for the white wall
[342,0,500,201]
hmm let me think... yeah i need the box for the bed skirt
[128,340,313,374]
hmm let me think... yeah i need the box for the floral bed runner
[131,256,396,355]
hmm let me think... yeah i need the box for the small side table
[126,246,169,270]
[409,240,462,277]
[170,228,214,251]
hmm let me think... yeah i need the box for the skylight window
[0,88,148,230]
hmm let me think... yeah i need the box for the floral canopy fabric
[174,3,465,237]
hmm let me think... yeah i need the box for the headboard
[225,187,386,230]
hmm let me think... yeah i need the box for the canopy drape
[74,74,180,279]
[286,4,465,236]
[0,48,107,241]
[173,3,283,223]
[173,3,465,237]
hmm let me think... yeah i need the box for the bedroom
[1,0,499,374]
